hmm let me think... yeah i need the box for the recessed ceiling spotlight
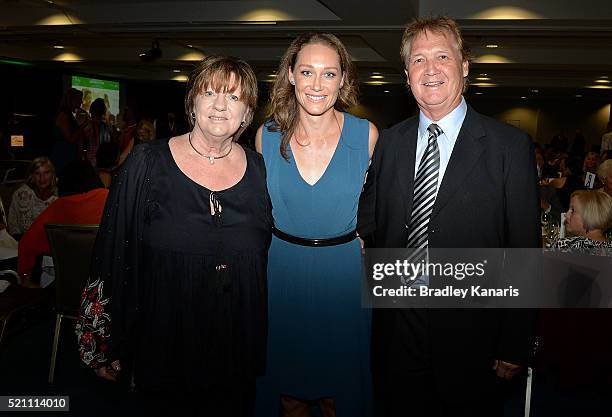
[479,73,487,76]
[370,75,384,79]
[601,75,609,79]
[53,45,64,49]
[521,96,527,99]
[383,90,390,93]
[475,77,491,81]
[475,92,483,95]
[186,44,194,48]
[531,89,539,93]
[595,79,611,84]
[172,69,181,73]
[485,44,499,48]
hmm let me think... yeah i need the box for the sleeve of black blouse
[76,144,153,369]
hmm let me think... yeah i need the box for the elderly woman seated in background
[17,160,107,287]
[598,159,612,197]
[551,189,612,249]
[8,157,58,237]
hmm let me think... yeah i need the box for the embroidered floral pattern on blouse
[75,277,111,368]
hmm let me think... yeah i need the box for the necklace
[188,131,233,164]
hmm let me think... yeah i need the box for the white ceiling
[0,0,611,96]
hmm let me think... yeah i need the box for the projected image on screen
[71,76,120,122]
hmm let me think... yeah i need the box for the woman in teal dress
[255,33,378,417]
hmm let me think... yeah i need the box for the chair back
[44,224,99,314]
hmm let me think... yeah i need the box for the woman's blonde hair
[267,32,359,161]
[571,189,612,232]
[26,156,57,194]
[185,55,258,142]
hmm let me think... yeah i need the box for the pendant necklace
[188,130,232,164]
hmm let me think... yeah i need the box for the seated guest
[598,159,612,197]
[17,160,108,287]
[583,151,602,189]
[549,156,586,210]
[8,157,58,237]
[551,190,612,249]
[96,141,120,188]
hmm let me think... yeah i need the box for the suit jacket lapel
[395,120,419,224]
[431,106,485,221]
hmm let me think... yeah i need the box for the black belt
[272,227,357,247]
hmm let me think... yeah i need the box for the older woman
[598,159,612,197]
[8,157,58,236]
[552,189,612,249]
[255,33,377,416]
[76,56,271,416]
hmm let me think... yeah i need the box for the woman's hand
[94,360,121,381]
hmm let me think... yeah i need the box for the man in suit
[357,16,541,417]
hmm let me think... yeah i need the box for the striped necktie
[406,123,443,248]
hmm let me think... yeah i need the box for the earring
[191,111,196,120]
[240,121,245,127]
[290,79,295,85]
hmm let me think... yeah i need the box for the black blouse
[76,139,271,391]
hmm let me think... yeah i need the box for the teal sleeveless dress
[256,113,372,416]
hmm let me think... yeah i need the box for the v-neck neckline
[289,113,346,188]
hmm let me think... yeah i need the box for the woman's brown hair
[185,55,258,142]
[267,32,359,161]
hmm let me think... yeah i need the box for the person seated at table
[598,159,612,197]
[548,156,586,210]
[551,189,612,249]
[17,160,108,287]
[582,151,602,189]
[8,157,58,238]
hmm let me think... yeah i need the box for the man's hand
[94,360,121,382]
[493,359,522,380]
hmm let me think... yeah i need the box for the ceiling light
[479,73,488,76]
[595,79,611,84]
[531,89,539,93]
[172,69,181,73]
[471,82,497,87]
[139,40,162,63]
[521,96,527,99]
[53,45,64,49]
[383,90,390,93]
[575,94,583,98]
[370,75,384,79]
[53,52,83,62]
[485,44,499,48]
[475,77,491,81]
[586,85,612,89]
[186,44,194,48]
[172,75,188,82]
[601,75,609,79]
[475,92,483,95]
[365,81,390,85]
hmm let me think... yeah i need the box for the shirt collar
[418,97,467,142]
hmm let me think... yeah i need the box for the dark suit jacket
[357,105,541,392]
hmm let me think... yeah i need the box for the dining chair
[44,223,99,384]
